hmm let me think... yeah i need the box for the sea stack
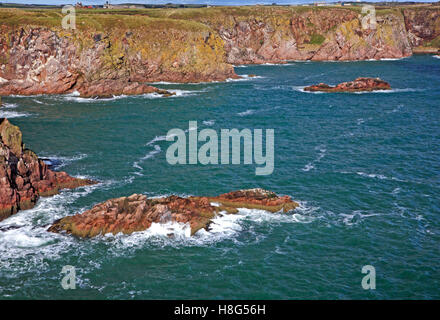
[304,77,391,92]
[0,118,96,222]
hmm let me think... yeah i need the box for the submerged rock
[47,188,299,238]
[74,79,176,98]
[304,77,391,92]
[0,118,96,222]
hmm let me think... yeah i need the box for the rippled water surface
[1,55,439,299]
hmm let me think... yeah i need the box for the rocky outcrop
[0,6,439,95]
[403,8,440,49]
[47,188,298,238]
[0,118,95,222]
[304,77,391,92]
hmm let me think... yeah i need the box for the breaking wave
[302,145,326,172]
[0,110,32,118]
[39,153,88,170]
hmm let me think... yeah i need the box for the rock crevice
[0,118,95,222]
[48,188,299,238]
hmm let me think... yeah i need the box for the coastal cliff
[0,118,95,222]
[48,189,299,238]
[0,6,439,96]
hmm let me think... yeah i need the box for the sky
[0,0,435,5]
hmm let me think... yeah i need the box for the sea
[0,54,439,299]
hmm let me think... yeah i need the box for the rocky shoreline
[0,6,439,97]
[304,77,391,93]
[0,118,95,222]
[48,189,299,238]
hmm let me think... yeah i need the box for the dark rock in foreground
[0,118,96,222]
[48,188,299,238]
[304,77,391,92]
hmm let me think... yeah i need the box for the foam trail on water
[237,109,256,116]
[133,145,161,174]
[104,202,312,252]
[39,153,87,170]
[203,120,215,126]
[2,103,18,108]
[0,110,31,118]
[226,74,264,82]
[0,181,103,274]
[302,145,326,172]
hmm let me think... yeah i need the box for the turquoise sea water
[0,54,439,299]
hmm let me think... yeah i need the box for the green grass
[309,33,325,45]
[426,35,440,48]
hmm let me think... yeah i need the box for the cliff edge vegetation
[0,5,439,95]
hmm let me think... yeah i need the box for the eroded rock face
[0,26,236,97]
[403,8,440,48]
[0,7,438,96]
[208,8,416,63]
[304,77,391,92]
[0,118,95,222]
[47,188,299,238]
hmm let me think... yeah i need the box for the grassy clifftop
[0,5,439,93]
[0,8,235,84]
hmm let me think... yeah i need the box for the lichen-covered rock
[304,77,391,92]
[47,189,299,238]
[0,118,95,222]
[0,6,439,96]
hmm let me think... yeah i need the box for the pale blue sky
[0,0,435,6]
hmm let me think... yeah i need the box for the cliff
[0,118,95,222]
[0,6,439,95]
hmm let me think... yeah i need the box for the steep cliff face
[403,8,440,49]
[0,6,439,96]
[312,11,412,61]
[0,118,95,222]
[0,9,236,96]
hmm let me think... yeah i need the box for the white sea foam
[169,89,207,97]
[353,88,423,94]
[32,99,45,104]
[63,94,128,103]
[226,74,264,82]
[2,103,18,108]
[0,181,102,273]
[292,86,324,94]
[302,145,326,172]
[356,171,405,182]
[433,55,440,59]
[387,104,404,113]
[104,203,312,251]
[133,145,161,172]
[237,109,256,116]
[340,210,380,226]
